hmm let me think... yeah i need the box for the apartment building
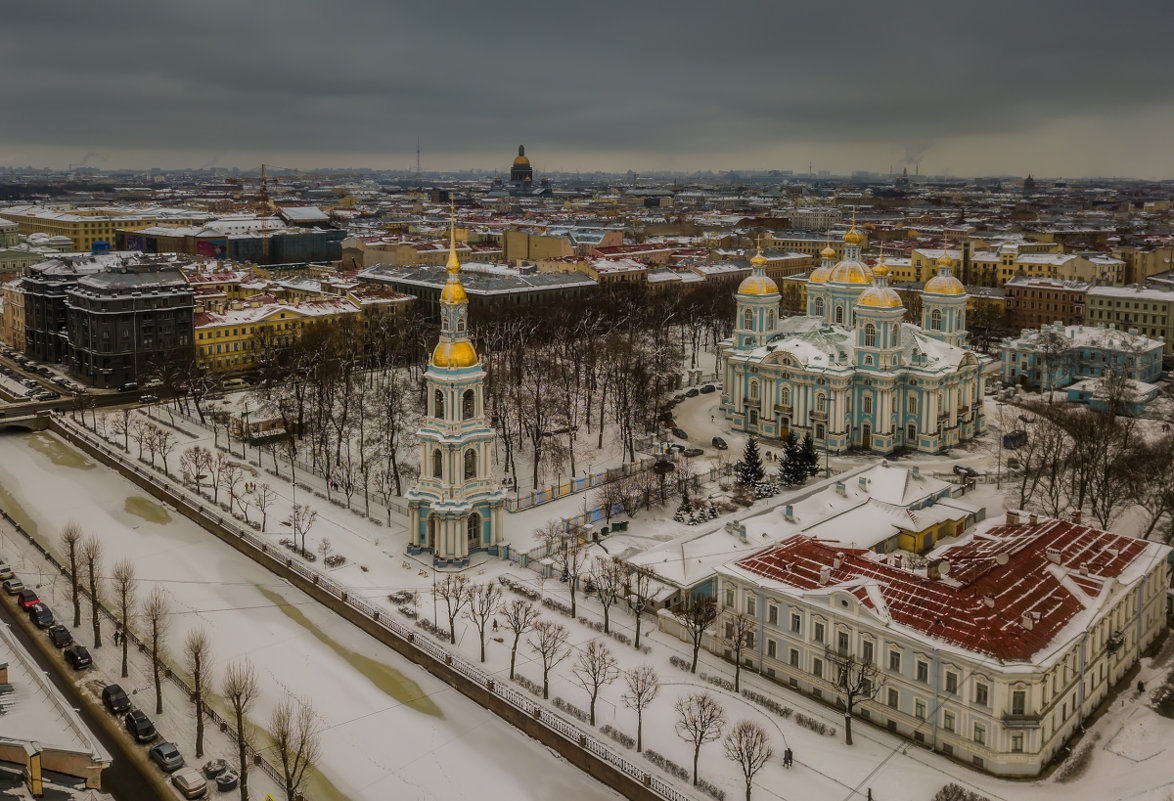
[713,513,1169,777]
[1085,284,1174,355]
[1003,276,1089,329]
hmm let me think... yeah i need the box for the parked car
[142,378,164,389]
[0,562,12,581]
[17,589,39,610]
[684,387,700,398]
[102,684,131,714]
[125,709,158,743]
[671,428,688,439]
[1006,457,1022,470]
[711,436,728,450]
[118,382,138,392]
[2,577,25,595]
[27,603,54,628]
[1003,429,1028,449]
[171,767,208,799]
[699,384,716,394]
[201,759,228,779]
[149,741,184,772]
[215,769,239,792]
[47,624,73,648]
[683,447,704,457]
[139,394,160,404]
[953,465,979,478]
[63,644,93,670]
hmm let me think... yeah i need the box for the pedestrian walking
[492,619,499,633]
[783,747,793,768]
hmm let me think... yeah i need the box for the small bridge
[0,413,50,433]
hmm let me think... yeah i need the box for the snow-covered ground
[0,431,621,801]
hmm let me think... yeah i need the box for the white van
[222,378,249,391]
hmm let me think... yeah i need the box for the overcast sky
[3,1,1171,178]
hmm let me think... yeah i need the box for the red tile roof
[729,517,1156,662]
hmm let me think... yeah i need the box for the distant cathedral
[510,145,533,189]
[718,225,984,455]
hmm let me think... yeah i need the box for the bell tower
[407,207,506,567]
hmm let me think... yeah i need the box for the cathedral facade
[719,227,984,455]
[407,215,506,567]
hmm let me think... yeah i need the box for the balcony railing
[774,404,792,415]
[810,409,827,421]
[1001,712,1041,728]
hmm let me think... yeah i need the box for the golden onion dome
[872,262,889,279]
[828,259,873,285]
[936,251,954,268]
[737,273,779,296]
[842,227,865,246]
[432,340,479,369]
[750,250,768,268]
[820,244,836,259]
[513,154,531,166]
[440,279,468,305]
[808,263,831,284]
[857,286,903,308]
[924,273,966,295]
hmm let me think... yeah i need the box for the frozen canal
[0,431,620,801]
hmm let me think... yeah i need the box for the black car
[215,769,239,791]
[125,709,158,743]
[953,465,979,478]
[102,684,132,714]
[711,436,728,450]
[684,387,700,398]
[683,447,704,458]
[672,428,688,439]
[27,602,54,628]
[63,644,92,670]
[47,624,73,648]
[699,384,716,394]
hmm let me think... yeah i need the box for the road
[0,598,173,801]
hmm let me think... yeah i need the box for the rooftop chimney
[1006,511,1020,525]
[833,552,845,569]
[1021,613,1034,630]
[1071,509,1082,525]
[1029,513,1038,525]
[983,594,995,608]
[1079,562,1089,576]
[1046,548,1062,565]
[819,566,831,586]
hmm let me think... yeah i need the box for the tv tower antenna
[416,137,421,177]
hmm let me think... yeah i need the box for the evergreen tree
[799,433,822,479]
[777,432,804,486]
[735,436,765,486]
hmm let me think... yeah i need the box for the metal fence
[53,416,706,801]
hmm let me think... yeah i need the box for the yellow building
[0,279,25,349]
[0,205,206,252]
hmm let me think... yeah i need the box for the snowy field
[0,431,621,801]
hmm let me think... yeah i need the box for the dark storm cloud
[2,0,1172,175]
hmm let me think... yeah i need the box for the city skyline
[2,0,1172,178]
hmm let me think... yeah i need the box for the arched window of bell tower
[864,324,876,347]
[931,309,942,330]
[749,380,759,400]
[834,305,844,325]
[814,297,824,317]
[462,389,475,419]
[432,448,443,478]
[434,389,445,419]
[464,448,477,480]
[767,311,775,329]
[742,309,753,329]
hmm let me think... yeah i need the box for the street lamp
[241,403,250,460]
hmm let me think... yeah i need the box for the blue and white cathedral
[407,215,506,567]
[719,225,984,454]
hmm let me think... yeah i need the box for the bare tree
[60,521,83,628]
[463,582,503,663]
[674,692,726,786]
[81,536,103,648]
[111,558,136,678]
[502,598,540,679]
[286,504,319,557]
[219,461,246,514]
[625,565,656,649]
[1130,436,1174,542]
[589,556,623,634]
[433,574,472,645]
[253,483,277,530]
[528,619,570,699]
[572,639,619,725]
[269,693,322,801]
[184,627,213,759]
[724,720,774,801]
[724,612,757,692]
[828,651,884,745]
[223,659,261,801]
[622,664,660,752]
[180,445,214,494]
[155,428,177,476]
[545,532,589,617]
[143,586,170,715]
[110,409,131,450]
[129,416,151,459]
[209,450,231,503]
[673,596,718,673]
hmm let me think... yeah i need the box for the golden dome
[820,244,836,259]
[749,250,768,268]
[513,154,531,166]
[440,279,468,305]
[808,264,831,284]
[924,274,966,295]
[829,259,873,285]
[872,262,889,279]
[843,227,865,246]
[936,251,954,268]
[738,274,779,296]
[432,340,479,369]
[857,286,902,308]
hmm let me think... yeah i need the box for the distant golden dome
[857,286,903,308]
[738,274,779,296]
[432,340,479,369]
[513,154,531,167]
[808,264,831,284]
[925,273,966,295]
[440,279,468,305]
[843,227,865,246]
[820,244,836,259]
[829,259,873,285]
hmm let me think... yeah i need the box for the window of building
[462,389,475,419]
[837,631,849,654]
[889,650,901,673]
[725,587,735,607]
[942,710,955,732]
[863,395,873,414]
[749,380,759,400]
[931,309,942,330]
[945,672,958,694]
[864,323,876,347]
[432,449,442,478]
[767,604,778,626]
[835,305,844,324]
[434,389,445,419]
[862,640,874,664]
[813,622,825,643]
[916,661,928,683]
[780,387,791,406]
[887,688,899,708]
[974,724,986,746]
[812,658,823,679]
[766,639,776,659]
[743,309,753,329]
[790,613,801,633]
[975,682,989,707]
[1011,734,1023,753]
[789,648,799,667]
[908,396,918,413]
[915,700,926,720]
[1011,690,1026,716]
[814,297,824,316]
[463,449,477,480]
[746,596,756,617]
[816,394,827,413]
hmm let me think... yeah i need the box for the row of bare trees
[58,521,318,801]
[101,411,179,475]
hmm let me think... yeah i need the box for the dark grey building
[66,268,194,389]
